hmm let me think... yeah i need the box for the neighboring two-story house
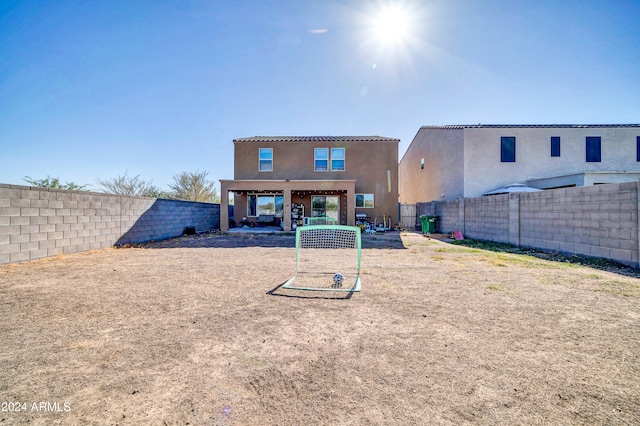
[399,124,640,203]
[220,136,399,231]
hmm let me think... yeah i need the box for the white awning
[483,183,543,196]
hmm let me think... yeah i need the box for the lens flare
[371,4,411,45]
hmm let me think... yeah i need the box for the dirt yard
[1,231,639,425]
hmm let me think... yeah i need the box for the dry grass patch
[595,279,640,297]
[486,285,505,291]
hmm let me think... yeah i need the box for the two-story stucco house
[220,136,399,231]
[399,124,640,203]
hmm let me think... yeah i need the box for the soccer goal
[304,216,338,226]
[282,225,361,292]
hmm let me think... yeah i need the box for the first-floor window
[247,194,284,217]
[355,193,374,208]
[636,136,640,162]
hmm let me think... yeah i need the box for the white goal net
[304,217,337,226]
[282,225,362,292]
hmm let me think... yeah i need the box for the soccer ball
[332,273,344,288]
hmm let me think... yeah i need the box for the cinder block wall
[464,195,510,242]
[435,200,459,234]
[416,202,434,218]
[421,182,639,267]
[117,198,219,245]
[518,182,638,266]
[0,184,220,264]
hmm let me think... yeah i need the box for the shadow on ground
[265,281,356,300]
[130,231,407,250]
[450,238,640,278]
[124,231,639,278]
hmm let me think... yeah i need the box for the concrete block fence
[0,184,220,265]
[416,181,640,268]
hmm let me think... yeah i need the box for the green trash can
[420,215,437,234]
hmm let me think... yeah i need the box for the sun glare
[356,1,426,83]
[371,4,411,45]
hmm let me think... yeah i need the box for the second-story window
[315,148,329,171]
[551,137,561,157]
[259,148,273,171]
[586,137,601,162]
[500,137,516,162]
[331,148,345,171]
[315,147,345,171]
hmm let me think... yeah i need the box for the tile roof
[233,136,399,143]
[421,124,640,129]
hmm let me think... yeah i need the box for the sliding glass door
[311,196,339,222]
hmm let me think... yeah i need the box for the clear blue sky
[1,0,639,192]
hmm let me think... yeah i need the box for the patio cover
[220,179,356,231]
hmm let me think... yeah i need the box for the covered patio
[220,179,356,232]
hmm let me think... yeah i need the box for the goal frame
[282,225,362,292]
[303,216,338,226]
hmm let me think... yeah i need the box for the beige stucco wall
[398,128,464,203]
[400,126,640,202]
[463,126,640,198]
[233,139,399,223]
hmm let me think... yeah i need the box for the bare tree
[168,170,218,202]
[96,172,163,197]
[24,175,89,191]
